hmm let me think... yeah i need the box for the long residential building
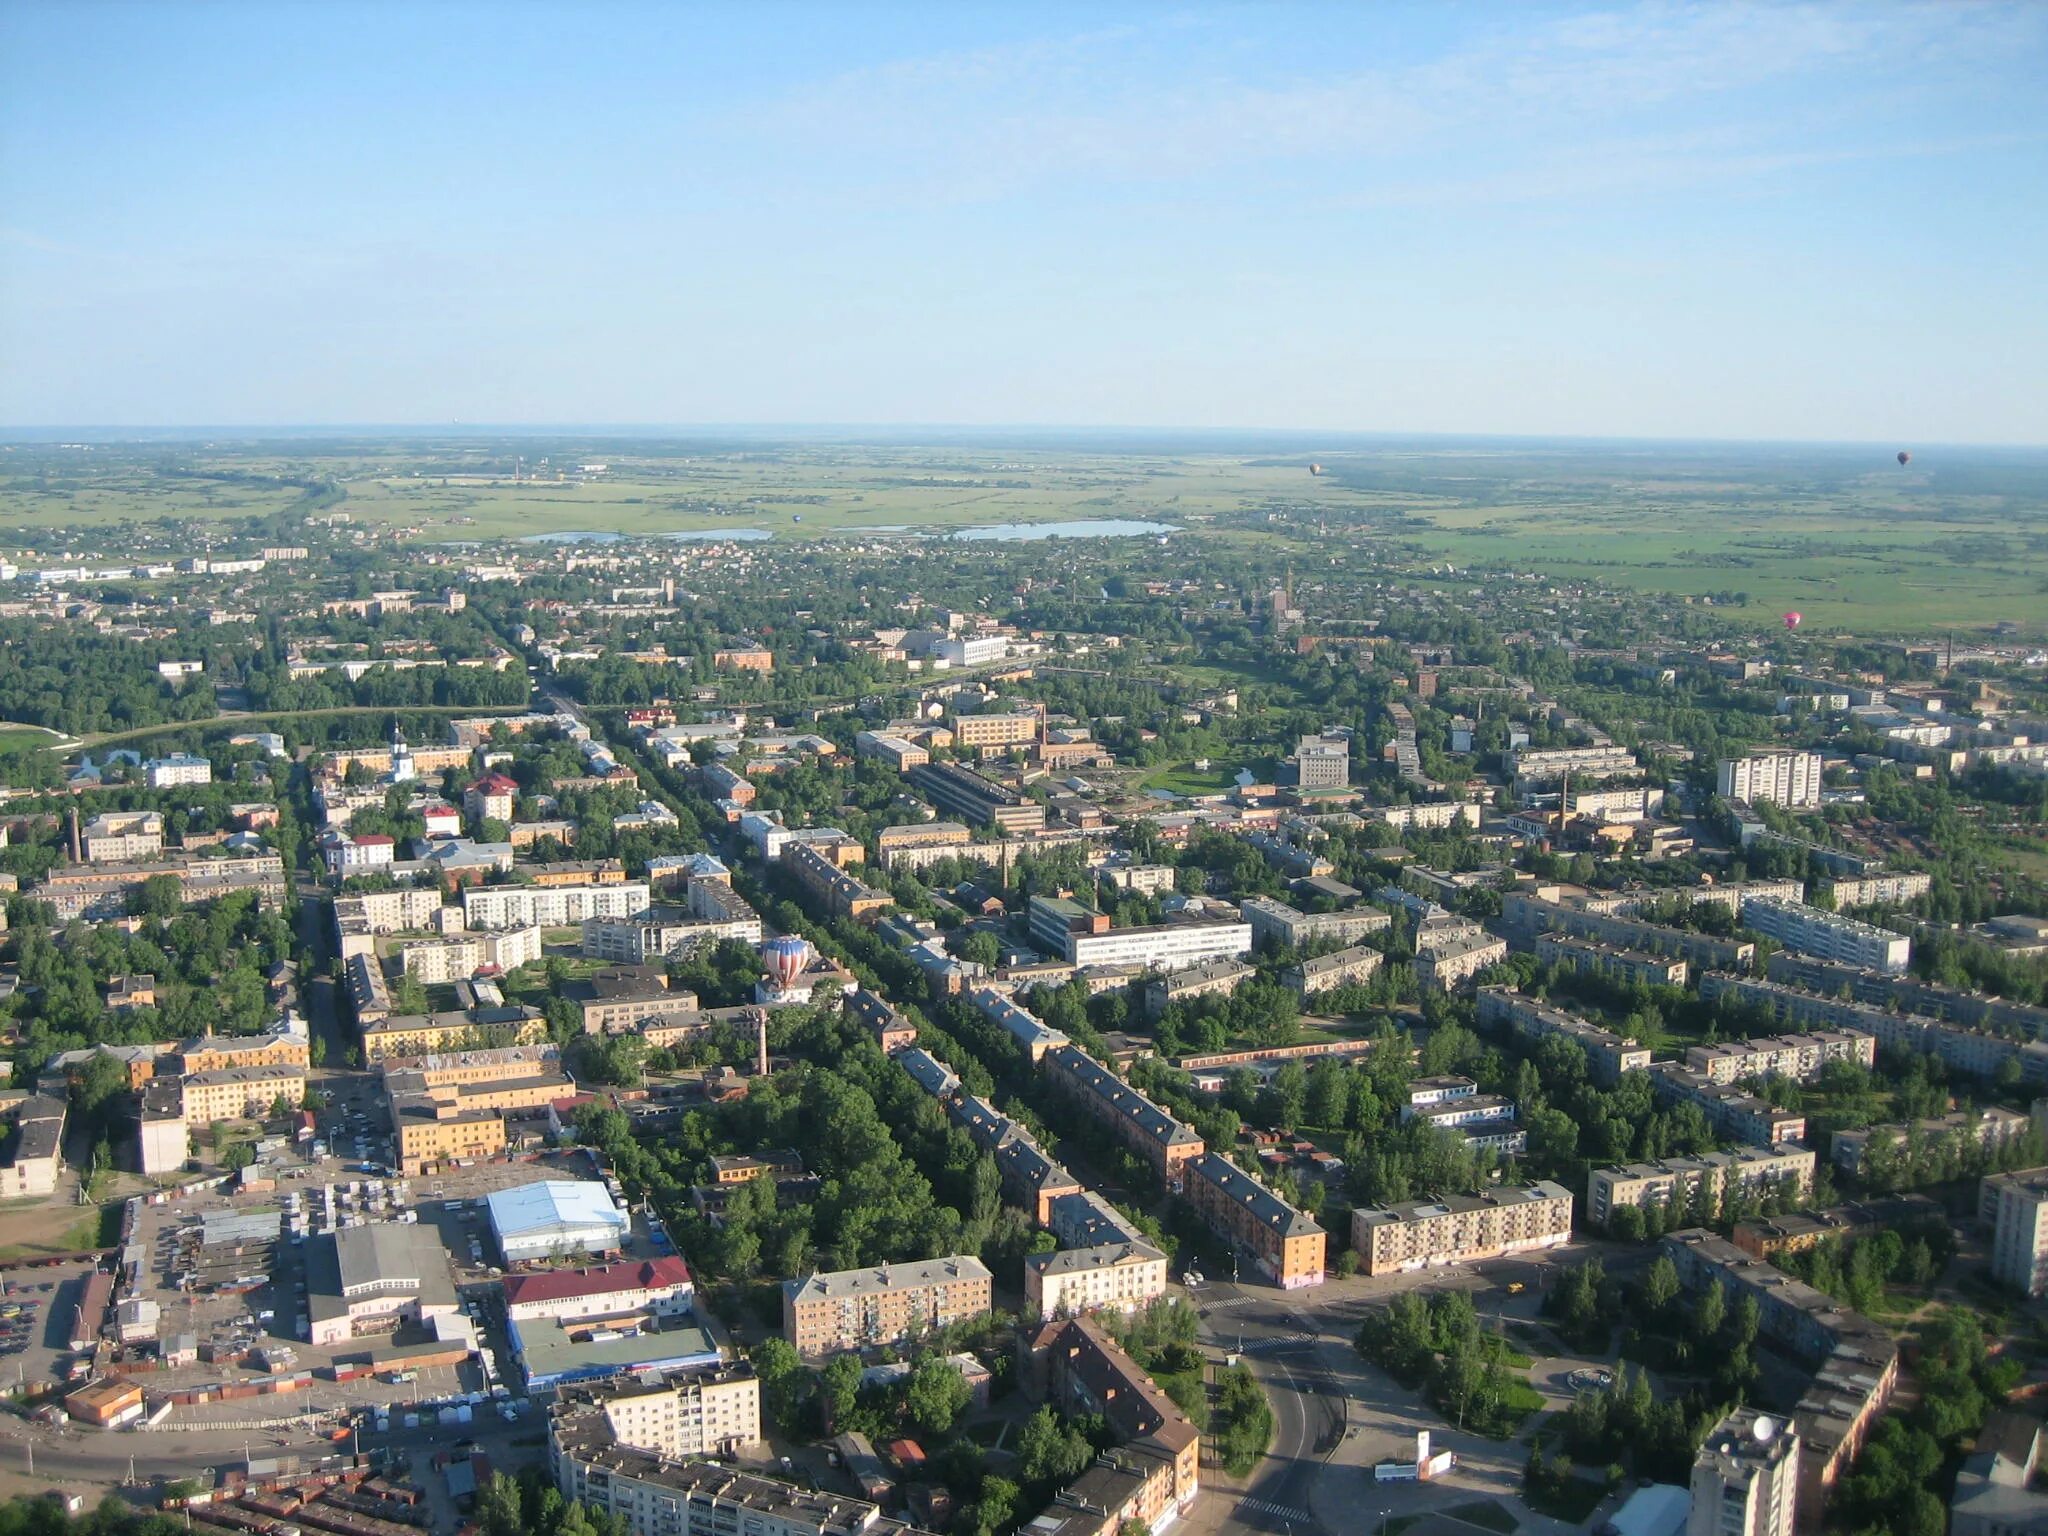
[786,843,893,921]
[1683,1029,1875,1085]
[1587,1145,1816,1228]
[32,853,288,921]
[464,882,651,930]
[1505,744,1639,785]
[1764,951,2048,1042]
[550,1445,931,1536]
[1661,1228,1900,1526]
[360,1005,550,1062]
[1281,942,1384,998]
[1351,1182,1574,1276]
[1181,1152,1326,1289]
[1142,959,1253,1017]
[782,1256,993,1358]
[1832,1107,2033,1177]
[949,1094,1082,1225]
[1534,934,1689,989]
[1648,1062,1807,1147]
[1501,892,1756,972]
[1238,895,1390,950]
[582,887,763,962]
[1042,1045,1204,1189]
[1700,972,2048,1086]
[1739,895,1911,973]
[1824,872,1934,909]
[1476,988,1653,1084]
[968,988,1071,1063]
[1027,1191,1170,1317]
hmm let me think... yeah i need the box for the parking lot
[0,1258,96,1394]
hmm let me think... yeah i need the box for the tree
[1640,1255,1679,1315]
[1016,1406,1092,1490]
[906,1353,974,1437]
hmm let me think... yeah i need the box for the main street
[1188,1241,1654,1536]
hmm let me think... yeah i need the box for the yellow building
[394,1099,509,1175]
[176,1031,311,1076]
[361,1008,548,1062]
[179,1067,307,1128]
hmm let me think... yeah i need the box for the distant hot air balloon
[760,935,813,991]
[1897,451,1911,466]
[1783,612,1802,631]
[1308,463,1323,476]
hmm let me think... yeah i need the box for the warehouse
[486,1179,631,1267]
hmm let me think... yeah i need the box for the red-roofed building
[500,1256,694,1322]
[464,774,518,827]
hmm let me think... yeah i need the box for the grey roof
[784,1255,992,1304]
[1187,1152,1322,1238]
[331,1221,456,1306]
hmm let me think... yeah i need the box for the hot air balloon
[1783,612,1802,630]
[1308,463,1323,476]
[760,935,813,992]
[1897,451,1911,466]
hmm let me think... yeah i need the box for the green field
[2,436,2043,635]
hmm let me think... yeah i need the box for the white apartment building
[1587,1146,1816,1227]
[1025,1241,1170,1318]
[1067,921,1252,971]
[1739,895,1912,973]
[1352,1182,1573,1276]
[400,926,544,984]
[1717,749,1823,811]
[1683,1030,1876,1085]
[1689,1408,1800,1536]
[1824,873,1934,908]
[144,753,213,788]
[554,1369,760,1462]
[80,811,164,863]
[1985,1168,2048,1299]
[463,882,651,931]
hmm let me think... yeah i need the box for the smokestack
[755,1008,769,1077]
[69,806,80,863]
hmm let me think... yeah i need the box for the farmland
[1,434,2044,635]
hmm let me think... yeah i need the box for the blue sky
[3,1,2045,441]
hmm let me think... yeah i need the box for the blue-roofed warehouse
[486,1179,630,1266]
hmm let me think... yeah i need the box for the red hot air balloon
[1783,612,1802,630]
[1897,451,1911,466]
[760,935,813,991]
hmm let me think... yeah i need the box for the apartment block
[1025,1238,1170,1319]
[1824,873,1934,909]
[463,881,652,930]
[549,1366,761,1463]
[969,988,1071,1063]
[1501,892,1756,972]
[785,843,893,921]
[1984,1168,2048,1298]
[1739,895,1911,973]
[400,926,544,984]
[1181,1152,1326,1288]
[1292,732,1350,789]
[1533,933,1688,989]
[1717,749,1823,810]
[1415,930,1508,992]
[1070,920,1252,972]
[178,1066,307,1127]
[782,1256,993,1357]
[1042,1045,1205,1189]
[1835,1107,2032,1176]
[1476,989,1653,1084]
[1239,895,1390,950]
[1699,972,2048,1087]
[1283,943,1385,998]
[1142,960,1253,1018]
[1648,1063,1806,1147]
[1587,1145,1815,1227]
[1683,1029,1875,1085]
[1351,1182,1573,1276]
[1690,1408,1801,1536]
[853,732,929,771]
[549,1448,910,1536]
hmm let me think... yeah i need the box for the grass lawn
[1520,1475,1610,1524]
[1134,754,1279,797]
[1443,1501,1522,1534]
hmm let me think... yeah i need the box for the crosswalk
[1237,1497,1314,1523]
[1242,1331,1318,1353]
[1202,1294,1259,1309]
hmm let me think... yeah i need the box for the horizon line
[0,422,2034,452]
